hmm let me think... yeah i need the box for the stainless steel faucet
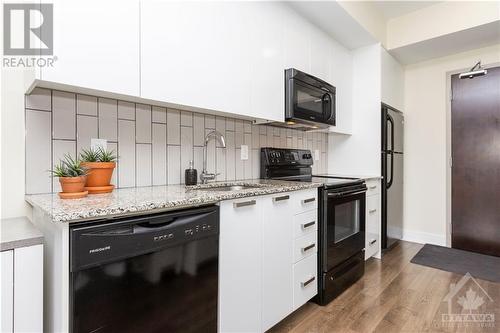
[200,130,226,184]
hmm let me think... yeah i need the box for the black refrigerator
[381,103,404,250]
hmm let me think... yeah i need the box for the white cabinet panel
[219,198,262,333]
[293,232,317,264]
[261,194,293,331]
[293,209,318,239]
[13,245,43,333]
[1,251,13,333]
[366,194,381,260]
[293,253,317,310]
[41,0,140,96]
[284,9,311,73]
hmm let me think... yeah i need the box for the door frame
[445,61,500,247]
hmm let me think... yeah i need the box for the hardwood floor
[270,241,500,333]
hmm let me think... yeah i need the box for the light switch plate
[314,149,320,161]
[91,138,107,151]
[241,145,249,160]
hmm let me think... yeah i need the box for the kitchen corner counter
[25,179,322,223]
[1,217,44,251]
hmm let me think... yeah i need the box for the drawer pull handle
[301,243,316,252]
[369,209,377,213]
[233,200,256,208]
[302,197,316,204]
[301,221,316,229]
[369,239,377,245]
[301,276,316,288]
[369,185,377,190]
[273,195,290,202]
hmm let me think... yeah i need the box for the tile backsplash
[25,88,328,194]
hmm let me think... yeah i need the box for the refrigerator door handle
[387,151,394,189]
[387,114,395,152]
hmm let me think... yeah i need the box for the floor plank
[269,241,500,333]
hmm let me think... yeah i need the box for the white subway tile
[118,120,135,187]
[235,119,244,133]
[76,115,98,154]
[167,145,181,185]
[204,129,216,175]
[226,118,235,131]
[167,109,180,145]
[152,106,167,123]
[226,145,235,181]
[193,113,205,146]
[98,98,118,142]
[235,148,244,180]
[193,146,204,181]
[52,140,76,192]
[215,117,225,148]
[205,115,215,129]
[181,111,193,127]
[107,142,118,186]
[77,95,97,116]
[136,104,152,144]
[136,144,152,187]
[152,123,167,186]
[26,88,51,111]
[252,149,260,179]
[216,148,226,181]
[118,101,135,120]
[53,91,76,140]
[244,121,252,134]
[252,125,260,149]
[180,126,193,184]
[26,110,52,194]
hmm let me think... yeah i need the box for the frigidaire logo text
[89,246,111,254]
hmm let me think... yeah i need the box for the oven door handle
[328,190,366,198]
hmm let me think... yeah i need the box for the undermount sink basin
[199,184,262,192]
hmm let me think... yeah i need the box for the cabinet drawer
[293,254,317,310]
[294,190,318,213]
[366,195,380,235]
[293,232,317,263]
[365,233,380,259]
[366,179,380,196]
[293,210,317,239]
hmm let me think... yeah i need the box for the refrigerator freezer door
[387,109,404,153]
[386,153,403,247]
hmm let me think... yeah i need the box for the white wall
[381,48,404,111]
[1,69,34,219]
[328,43,381,176]
[403,44,500,245]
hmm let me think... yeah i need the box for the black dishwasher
[69,206,219,333]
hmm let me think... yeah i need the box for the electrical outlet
[91,139,107,151]
[241,145,249,160]
[314,149,320,161]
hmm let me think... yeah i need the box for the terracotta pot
[82,162,116,187]
[59,176,87,193]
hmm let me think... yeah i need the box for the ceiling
[371,1,441,20]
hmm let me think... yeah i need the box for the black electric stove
[260,148,367,306]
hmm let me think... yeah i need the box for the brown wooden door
[452,66,500,256]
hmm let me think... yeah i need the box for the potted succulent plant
[80,147,117,194]
[51,154,88,199]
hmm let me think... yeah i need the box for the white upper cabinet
[283,9,311,73]
[40,0,140,96]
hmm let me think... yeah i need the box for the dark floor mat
[410,244,500,282]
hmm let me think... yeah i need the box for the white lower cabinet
[0,245,43,333]
[219,198,263,333]
[365,179,382,260]
[219,189,318,332]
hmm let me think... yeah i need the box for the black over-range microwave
[284,68,336,129]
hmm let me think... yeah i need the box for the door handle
[369,209,377,213]
[301,221,316,229]
[301,276,316,288]
[273,195,290,202]
[301,243,316,252]
[233,200,256,208]
[302,197,316,204]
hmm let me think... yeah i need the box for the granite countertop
[1,217,43,251]
[25,179,322,223]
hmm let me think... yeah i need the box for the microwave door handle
[323,93,334,121]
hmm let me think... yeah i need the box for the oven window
[334,200,360,243]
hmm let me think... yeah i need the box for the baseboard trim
[401,229,446,246]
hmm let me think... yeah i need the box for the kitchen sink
[197,184,262,192]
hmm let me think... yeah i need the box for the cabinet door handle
[301,243,316,252]
[273,195,290,202]
[302,197,316,204]
[301,221,316,229]
[301,276,316,287]
[369,209,377,213]
[369,185,377,190]
[233,200,256,208]
[369,239,377,245]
